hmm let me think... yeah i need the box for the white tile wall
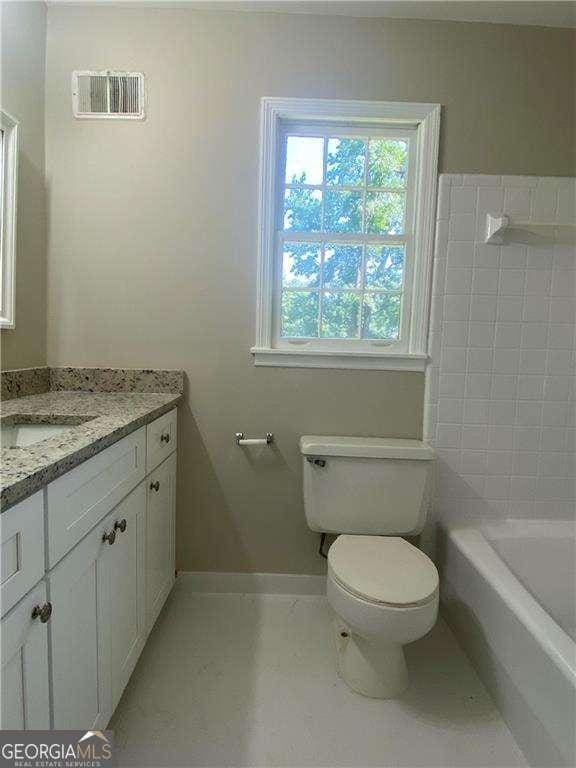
[425,175,575,526]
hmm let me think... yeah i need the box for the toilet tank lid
[300,436,435,460]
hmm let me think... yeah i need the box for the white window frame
[252,97,440,371]
[0,110,19,329]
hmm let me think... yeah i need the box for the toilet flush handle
[306,457,326,468]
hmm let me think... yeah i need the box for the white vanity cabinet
[0,407,177,731]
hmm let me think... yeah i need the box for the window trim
[0,110,19,330]
[252,97,440,371]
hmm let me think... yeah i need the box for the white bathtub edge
[448,525,575,679]
[440,521,576,768]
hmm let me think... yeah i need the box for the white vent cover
[72,71,145,119]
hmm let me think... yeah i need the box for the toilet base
[334,623,409,699]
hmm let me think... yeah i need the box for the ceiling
[47,1,576,29]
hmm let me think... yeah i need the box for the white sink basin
[1,423,75,448]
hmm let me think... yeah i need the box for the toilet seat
[328,535,438,607]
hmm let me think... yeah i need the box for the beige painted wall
[0,1,47,369]
[45,7,575,574]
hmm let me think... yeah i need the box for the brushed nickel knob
[150,480,160,492]
[160,433,170,443]
[102,529,116,545]
[32,602,52,623]
[114,518,127,533]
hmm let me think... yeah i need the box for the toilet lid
[328,535,439,606]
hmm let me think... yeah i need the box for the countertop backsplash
[1,366,185,400]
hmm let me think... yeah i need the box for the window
[0,110,18,329]
[253,98,440,371]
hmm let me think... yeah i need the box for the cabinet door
[1,583,50,729]
[146,453,176,632]
[49,513,113,730]
[106,483,146,711]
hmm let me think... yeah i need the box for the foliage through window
[280,130,412,342]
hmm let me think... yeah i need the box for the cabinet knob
[114,518,127,533]
[160,432,171,443]
[150,480,160,492]
[102,529,116,545]
[32,602,53,623]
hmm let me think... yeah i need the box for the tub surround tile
[1,389,182,512]
[426,175,575,525]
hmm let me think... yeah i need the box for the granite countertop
[1,390,181,511]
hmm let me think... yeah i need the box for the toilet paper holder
[235,432,274,446]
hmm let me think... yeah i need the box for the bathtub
[440,520,576,768]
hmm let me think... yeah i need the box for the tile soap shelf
[485,213,576,246]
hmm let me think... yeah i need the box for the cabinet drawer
[47,427,146,567]
[146,409,177,473]
[1,492,44,617]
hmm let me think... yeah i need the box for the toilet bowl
[326,534,439,698]
[300,435,437,699]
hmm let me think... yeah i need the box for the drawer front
[1,492,44,617]
[47,427,146,567]
[146,409,177,473]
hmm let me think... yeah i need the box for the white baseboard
[176,571,326,596]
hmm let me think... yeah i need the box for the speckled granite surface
[50,367,184,394]
[1,367,50,401]
[1,367,184,400]
[1,390,181,511]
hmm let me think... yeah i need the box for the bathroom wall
[44,6,576,574]
[0,1,47,369]
[425,174,575,534]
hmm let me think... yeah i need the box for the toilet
[300,435,438,699]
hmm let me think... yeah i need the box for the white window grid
[274,122,417,351]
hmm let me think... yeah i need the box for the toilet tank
[300,436,435,536]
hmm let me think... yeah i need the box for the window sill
[251,347,428,372]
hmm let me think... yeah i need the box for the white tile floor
[110,580,527,767]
